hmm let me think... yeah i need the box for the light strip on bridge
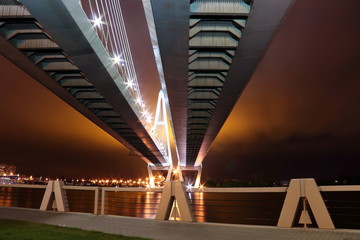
[82,0,175,162]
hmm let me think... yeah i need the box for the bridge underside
[150,0,295,167]
[0,0,167,166]
[1,0,296,180]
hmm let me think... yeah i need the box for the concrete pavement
[1,207,360,240]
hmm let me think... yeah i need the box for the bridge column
[277,178,334,229]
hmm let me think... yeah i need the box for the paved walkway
[1,207,360,240]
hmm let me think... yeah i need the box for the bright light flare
[111,55,124,65]
[145,114,153,123]
[142,109,149,117]
[90,16,104,28]
[125,80,135,89]
[135,97,143,105]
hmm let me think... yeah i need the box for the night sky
[0,0,359,181]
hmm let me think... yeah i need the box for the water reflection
[0,187,13,207]
[0,187,44,209]
[191,192,206,222]
[103,191,161,219]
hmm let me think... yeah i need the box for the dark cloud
[204,0,360,180]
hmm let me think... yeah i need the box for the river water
[0,187,359,229]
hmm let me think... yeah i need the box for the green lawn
[0,219,151,240]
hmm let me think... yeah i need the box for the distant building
[280,180,289,186]
[0,164,17,176]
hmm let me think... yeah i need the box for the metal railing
[0,184,46,209]
[320,185,360,229]
[1,181,360,229]
[189,187,287,225]
[101,187,162,218]
[63,186,99,215]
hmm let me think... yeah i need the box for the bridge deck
[1,207,359,240]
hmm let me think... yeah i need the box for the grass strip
[0,219,151,240]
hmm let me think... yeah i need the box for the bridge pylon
[148,90,174,187]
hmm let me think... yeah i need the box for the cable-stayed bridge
[0,0,294,187]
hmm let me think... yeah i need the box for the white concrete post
[94,187,99,215]
[156,181,196,222]
[277,178,334,229]
[101,188,105,215]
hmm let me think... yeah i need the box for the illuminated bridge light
[135,97,143,105]
[82,0,174,159]
[145,114,153,124]
[90,16,104,28]
[111,55,124,65]
[125,80,135,89]
[84,0,163,141]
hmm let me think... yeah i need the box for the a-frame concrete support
[40,180,69,212]
[155,181,195,222]
[277,178,335,229]
[148,90,174,187]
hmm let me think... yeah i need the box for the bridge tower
[148,90,174,187]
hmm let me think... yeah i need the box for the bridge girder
[149,0,295,166]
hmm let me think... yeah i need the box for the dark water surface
[1,186,359,229]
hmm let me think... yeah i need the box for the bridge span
[1,0,295,185]
[146,0,294,182]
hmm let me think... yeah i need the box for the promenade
[1,207,360,240]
